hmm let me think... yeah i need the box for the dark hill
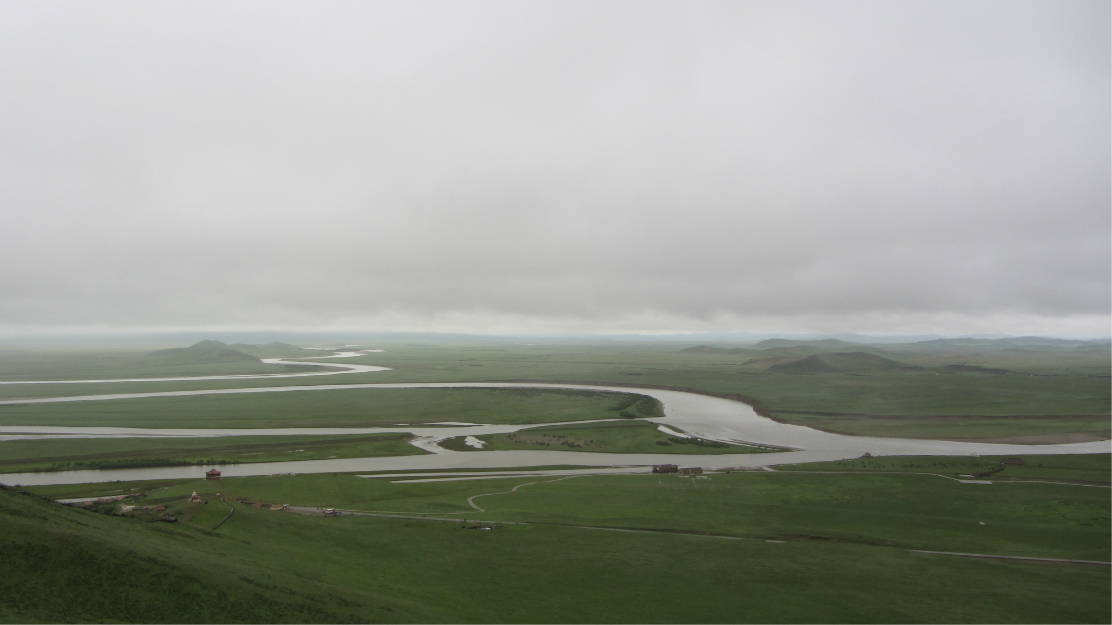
[756,346,827,357]
[228,341,316,358]
[681,345,752,354]
[1076,341,1112,352]
[945,364,1013,374]
[768,352,917,374]
[755,338,854,350]
[148,340,259,364]
[911,336,1092,350]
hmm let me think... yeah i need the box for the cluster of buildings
[652,464,703,475]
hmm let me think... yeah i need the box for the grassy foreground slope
[7,459,1111,623]
[131,459,1103,563]
[0,485,366,623]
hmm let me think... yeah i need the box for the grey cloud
[0,0,1107,336]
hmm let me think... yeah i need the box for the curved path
[0,357,1107,486]
[467,475,585,512]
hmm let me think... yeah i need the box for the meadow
[2,340,1103,440]
[0,338,1108,623]
[0,433,426,473]
[5,454,1109,623]
[774,453,1112,483]
[440,419,778,454]
[105,457,1105,561]
[0,387,647,429]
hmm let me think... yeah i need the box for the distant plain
[1,339,1107,444]
[0,337,1108,623]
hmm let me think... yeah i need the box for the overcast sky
[0,1,1108,337]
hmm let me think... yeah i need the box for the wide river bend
[0,360,1107,486]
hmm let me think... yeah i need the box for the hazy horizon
[1,1,1108,338]
[1,329,1108,349]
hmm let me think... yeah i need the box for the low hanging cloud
[0,1,1108,336]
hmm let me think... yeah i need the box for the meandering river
[0,358,1107,486]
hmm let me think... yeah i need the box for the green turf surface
[0,387,652,428]
[779,413,1110,441]
[774,454,1112,484]
[26,478,202,501]
[5,457,1110,623]
[73,454,1106,562]
[1,341,1108,622]
[440,419,777,454]
[0,485,370,623]
[6,342,1102,440]
[0,433,427,473]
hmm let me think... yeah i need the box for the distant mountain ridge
[909,336,1105,349]
[228,342,316,358]
[767,352,918,374]
[755,338,854,349]
[684,336,1110,355]
[148,340,260,364]
[681,345,752,354]
[1076,341,1112,352]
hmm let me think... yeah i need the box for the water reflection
[0,383,1106,486]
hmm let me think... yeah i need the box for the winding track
[467,475,586,511]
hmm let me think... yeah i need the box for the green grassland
[0,340,1107,438]
[0,387,651,429]
[2,340,1108,622]
[226,341,324,358]
[779,413,1110,442]
[774,454,1112,484]
[1,340,1106,442]
[5,455,1109,623]
[277,342,1108,440]
[0,433,427,473]
[68,455,1106,562]
[441,419,777,454]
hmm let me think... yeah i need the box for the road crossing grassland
[33,457,1105,562]
[1,344,1108,622]
[7,460,1110,623]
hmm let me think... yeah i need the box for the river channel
[0,359,1107,486]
